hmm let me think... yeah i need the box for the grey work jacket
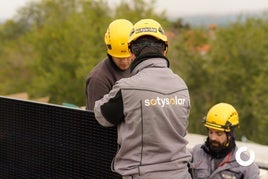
[190,144,260,179]
[94,58,191,177]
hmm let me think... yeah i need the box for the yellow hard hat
[128,19,168,45]
[104,19,133,58]
[204,103,239,132]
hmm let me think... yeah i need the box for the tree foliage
[172,16,268,144]
[1,0,268,144]
[0,0,165,105]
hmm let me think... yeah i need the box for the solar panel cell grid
[0,96,120,178]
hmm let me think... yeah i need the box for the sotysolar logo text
[144,96,186,107]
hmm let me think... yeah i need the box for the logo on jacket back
[144,96,186,107]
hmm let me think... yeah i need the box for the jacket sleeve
[94,83,124,127]
[86,77,110,111]
[243,162,260,179]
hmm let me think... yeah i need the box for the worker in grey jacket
[94,19,191,179]
[190,103,260,179]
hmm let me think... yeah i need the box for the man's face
[208,128,228,152]
[112,55,134,70]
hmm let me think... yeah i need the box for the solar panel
[0,96,120,178]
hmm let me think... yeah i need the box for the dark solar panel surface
[0,96,120,178]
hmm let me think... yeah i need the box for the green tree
[1,0,268,145]
[9,0,168,106]
[0,18,34,95]
[114,0,168,25]
[22,0,111,105]
[178,16,268,144]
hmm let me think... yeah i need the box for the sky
[1,0,268,20]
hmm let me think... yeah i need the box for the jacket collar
[130,53,169,74]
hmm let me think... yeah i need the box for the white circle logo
[235,146,255,166]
